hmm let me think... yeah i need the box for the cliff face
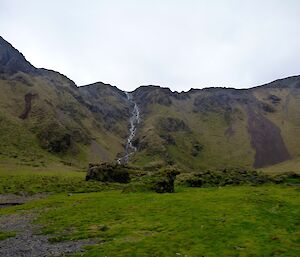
[0,36,299,170]
[0,36,37,74]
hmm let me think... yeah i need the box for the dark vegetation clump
[86,163,130,183]
[191,141,203,157]
[40,132,71,153]
[123,166,180,193]
[85,162,299,194]
[181,168,272,187]
[272,172,300,185]
[36,124,72,153]
[151,167,180,193]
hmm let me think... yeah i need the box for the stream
[117,92,140,164]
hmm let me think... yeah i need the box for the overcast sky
[1,0,300,91]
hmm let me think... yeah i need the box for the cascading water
[117,92,140,164]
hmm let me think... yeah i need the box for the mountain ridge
[0,35,300,172]
[2,35,299,93]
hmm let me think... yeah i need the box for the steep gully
[117,92,140,164]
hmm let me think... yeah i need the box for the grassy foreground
[1,182,299,256]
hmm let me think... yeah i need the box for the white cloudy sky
[1,0,300,91]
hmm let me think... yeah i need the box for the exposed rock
[159,117,190,132]
[247,107,290,168]
[267,94,281,104]
[19,93,38,119]
[78,82,130,134]
[86,163,130,183]
[133,86,173,110]
[0,36,37,74]
[193,89,251,113]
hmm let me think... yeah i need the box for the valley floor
[0,168,299,256]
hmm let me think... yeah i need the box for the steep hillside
[0,36,299,172]
[131,77,300,171]
[0,36,130,168]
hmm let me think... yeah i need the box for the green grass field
[0,167,299,257]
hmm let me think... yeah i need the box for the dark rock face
[86,163,130,183]
[19,93,38,119]
[78,83,130,133]
[247,107,290,168]
[194,94,233,113]
[193,89,250,113]
[159,117,189,132]
[133,86,173,110]
[267,94,281,104]
[0,36,36,74]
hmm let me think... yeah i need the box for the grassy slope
[0,163,127,194]
[0,184,299,256]
[132,83,300,171]
[260,157,300,175]
[1,68,299,172]
[0,73,129,168]
[133,92,255,170]
[0,151,299,256]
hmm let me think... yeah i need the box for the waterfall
[117,92,140,164]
